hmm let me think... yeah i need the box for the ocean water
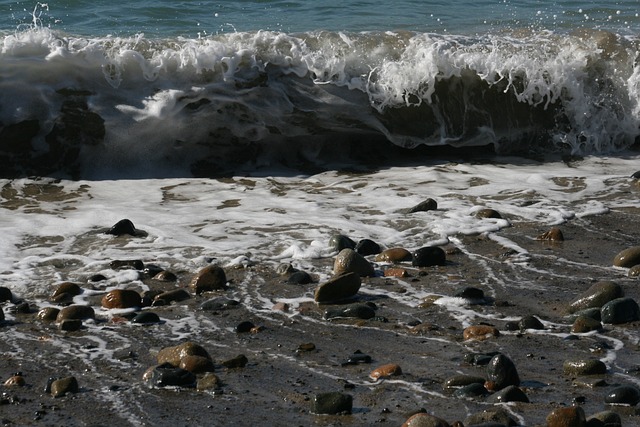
[1,2,640,425]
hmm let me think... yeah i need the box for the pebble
[370,363,402,380]
[485,354,520,391]
[407,198,438,213]
[311,392,353,415]
[604,385,640,406]
[563,359,607,376]
[4,375,25,387]
[235,321,255,333]
[443,375,485,390]
[0,286,12,302]
[189,265,228,294]
[105,219,142,237]
[59,319,83,331]
[375,247,413,263]
[272,302,289,312]
[341,350,372,366]
[324,303,376,320]
[587,411,622,426]
[453,287,484,300]
[131,311,161,324]
[221,354,248,369]
[286,270,313,284]
[153,270,178,282]
[463,325,500,341]
[50,376,79,398]
[334,248,375,277]
[143,363,196,388]
[56,305,95,323]
[196,372,222,392]
[51,282,82,299]
[412,246,446,267]
[110,259,144,270]
[384,267,409,278]
[453,382,488,399]
[153,289,190,305]
[475,208,502,219]
[157,342,211,367]
[37,307,60,321]
[402,413,450,427]
[314,272,361,304]
[536,227,564,241]
[463,351,500,366]
[518,315,545,331]
[464,408,515,426]
[355,238,381,256]
[601,297,640,324]
[546,406,586,427]
[613,246,640,268]
[199,297,240,311]
[486,385,529,403]
[179,355,216,374]
[571,316,602,333]
[567,281,623,314]
[329,234,356,252]
[101,289,142,309]
[629,264,640,277]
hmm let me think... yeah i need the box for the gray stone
[601,297,640,324]
[563,359,607,376]
[568,281,623,314]
[334,248,375,277]
[312,392,352,415]
[613,246,640,267]
[314,272,361,304]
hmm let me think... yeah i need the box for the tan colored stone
[157,342,211,366]
[375,248,412,263]
[370,363,402,380]
[463,325,500,341]
[189,265,227,294]
[101,289,141,309]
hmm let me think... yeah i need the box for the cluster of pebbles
[2,204,640,426]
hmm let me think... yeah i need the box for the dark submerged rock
[407,198,438,213]
[587,411,622,426]
[324,303,376,320]
[110,259,144,270]
[341,350,372,366]
[454,286,485,300]
[312,392,353,415]
[144,363,196,388]
[105,219,141,237]
[518,315,544,331]
[412,246,446,267]
[453,382,488,399]
[286,270,313,285]
[604,385,640,406]
[601,297,640,324]
[0,286,13,302]
[486,385,529,403]
[131,311,161,324]
[221,354,248,369]
[355,238,381,256]
[200,297,240,311]
[329,234,356,252]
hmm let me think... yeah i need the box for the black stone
[486,354,520,390]
[453,383,489,399]
[486,385,529,403]
[407,198,438,213]
[341,350,372,366]
[131,312,161,324]
[200,297,240,311]
[105,219,138,237]
[221,354,248,368]
[412,246,446,267]
[324,304,376,320]
[312,392,353,415]
[329,234,356,252]
[0,287,12,302]
[601,297,640,324]
[604,385,640,406]
[454,287,485,300]
[145,363,196,388]
[287,271,313,285]
[235,321,255,333]
[355,239,381,256]
[518,315,545,331]
[110,259,144,270]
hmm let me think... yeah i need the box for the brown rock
[197,372,222,391]
[189,265,227,294]
[571,316,602,333]
[50,376,79,398]
[402,413,450,427]
[314,272,361,304]
[333,248,375,277]
[51,282,82,298]
[463,325,500,341]
[546,406,586,427]
[153,270,178,282]
[4,375,25,387]
[272,302,290,312]
[613,246,640,268]
[101,289,142,309]
[370,363,402,380]
[37,307,60,321]
[537,227,564,241]
[475,208,502,219]
[154,288,191,304]
[56,305,95,323]
[179,355,215,374]
[221,354,248,369]
[375,248,412,263]
[157,342,211,367]
[567,281,623,314]
[384,268,409,278]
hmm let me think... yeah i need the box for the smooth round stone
[485,354,520,390]
[486,385,529,403]
[536,227,564,241]
[131,311,161,324]
[324,303,375,320]
[154,289,190,304]
[0,307,3,321]
[601,297,640,324]
[110,259,144,270]
[37,307,60,321]
[105,219,139,236]
[189,265,227,294]
[196,372,222,391]
[4,375,25,387]
[56,305,95,323]
[312,392,353,415]
[412,246,446,267]
[152,271,177,282]
[519,315,545,331]
[604,385,640,406]
[143,363,196,388]
[59,319,83,331]
[370,363,402,380]
[221,354,248,369]
[453,382,488,399]
[50,376,79,398]
[629,265,640,277]
[464,351,501,366]
[341,350,372,366]
[475,208,502,219]
[568,281,623,314]
[287,270,313,284]
[101,289,141,309]
[157,342,211,366]
[355,238,381,256]
[0,286,12,302]
[571,316,602,333]
[402,413,450,427]
[613,246,640,268]
[587,411,622,426]
[51,282,82,298]
[567,307,602,322]
[179,355,215,374]
[329,234,356,252]
[463,325,500,341]
[563,359,607,376]
[375,247,413,263]
[443,375,485,390]
[334,248,375,277]
[235,321,255,333]
[546,406,586,427]
[407,198,438,213]
[384,267,409,278]
[464,408,516,427]
[314,272,361,304]
[200,297,240,311]
[454,287,485,300]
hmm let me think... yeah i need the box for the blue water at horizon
[0,0,638,38]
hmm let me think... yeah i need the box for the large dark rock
[601,297,640,324]
[311,392,352,415]
[412,246,446,267]
[314,272,361,304]
[568,281,623,314]
[485,354,520,390]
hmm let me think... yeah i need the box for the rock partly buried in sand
[463,325,500,341]
[629,265,640,277]
[412,246,446,267]
[571,315,602,333]
[105,219,145,237]
[50,376,79,398]
[221,354,249,369]
[375,248,412,263]
[601,297,640,324]
[314,272,361,304]
[464,408,516,427]
[157,342,211,367]
[154,289,190,305]
[324,303,376,320]
[333,248,375,277]
[536,227,564,241]
[485,354,520,391]
[402,412,450,427]
[442,375,485,390]
[518,315,545,331]
[312,392,353,415]
[369,363,402,380]
[604,385,640,406]
[56,305,95,323]
[613,246,640,268]
[588,411,622,426]
[286,270,313,284]
[486,385,529,403]
[475,208,502,219]
[567,281,623,314]
[179,355,215,374]
[200,297,240,311]
[546,406,586,427]
[51,282,82,299]
[143,363,196,388]
[37,307,60,321]
[101,289,142,309]
[189,265,227,294]
[406,198,438,213]
[131,311,161,324]
[197,372,222,392]
[4,374,25,387]
[329,234,356,252]
[355,238,381,256]
[563,359,607,376]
